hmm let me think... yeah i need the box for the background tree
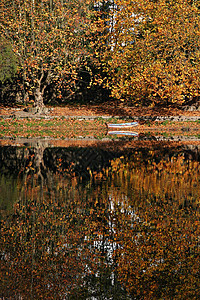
[0,37,18,83]
[0,37,20,105]
[102,0,200,107]
[0,0,100,111]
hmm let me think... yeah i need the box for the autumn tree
[102,0,200,107]
[0,0,100,112]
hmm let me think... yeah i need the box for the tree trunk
[31,83,49,114]
[34,86,45,110]
[31,71,49,114]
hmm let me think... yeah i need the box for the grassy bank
[1,117,200,140]
[0,118,110,139]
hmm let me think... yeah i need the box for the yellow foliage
[100,0,200,106]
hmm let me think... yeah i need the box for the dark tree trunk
[34,86,45,111]
[31,76,49,114]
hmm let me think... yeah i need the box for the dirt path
[1,102,200,120]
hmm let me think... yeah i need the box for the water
[0,139,199,299]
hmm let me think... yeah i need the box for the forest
[0,0,200,111]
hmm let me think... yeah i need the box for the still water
[0,139,199,299]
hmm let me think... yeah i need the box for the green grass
[161,132,169,137]
[162,120,170,126]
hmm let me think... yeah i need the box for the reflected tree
[0,144,200,298]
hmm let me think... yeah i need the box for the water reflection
[108,131,138,136]
[0,141,199,299]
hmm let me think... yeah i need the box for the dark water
[0,141,199,299]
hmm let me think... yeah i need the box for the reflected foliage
[0,144,200,299]
[104,152,200,299]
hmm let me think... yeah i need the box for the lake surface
[0,138,199,299]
